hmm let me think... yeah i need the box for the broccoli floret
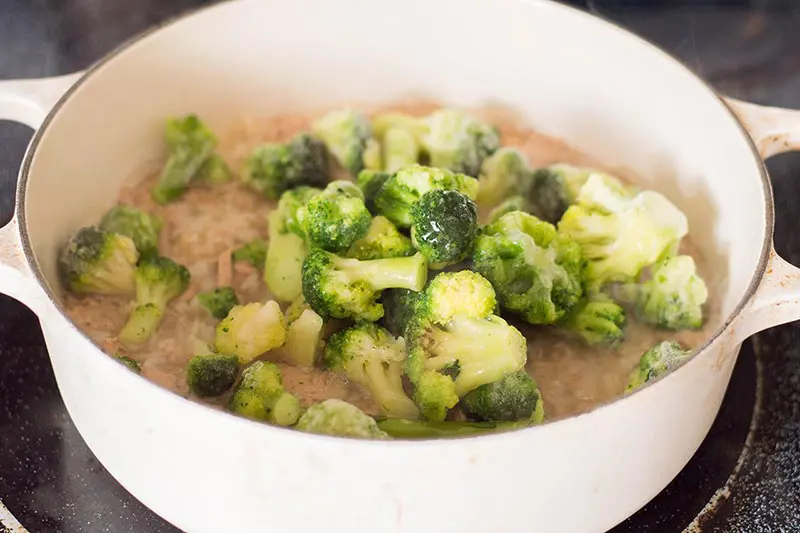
[186,354,240,398]
[215,301,287,364]
[282,306,324,367]
[477,147,531,209]
[232,239,267,271]
[312,109,373,175]
[486,196,529,224]
[301,248,427,321]
[461,370,543,422]
[382,127,421,173]
[626,340,692,393]
[356,169,392,214]
[346,215,414,260]
[473,211,584,325]
[118,256,191,346]
[114,354,141,373]
[371,112,427,139]
[621,255,709,330]
[561,294,626,345]
[99,205,163,259]
[298,180,371,253]
[558,173,688,288]
[418,109,500,177]
[59,227,139,296]
[411,189,478,269]
[242,133,329,200]
[374,164,479,228]
[382,288,422,337]
[196,286,239,320]
[404,271,527,420]
[197,154,233,184]
[325,323,419,418]
[362,138,383,171]
[229,361,301,426]
[264,212,306,303]
[376,417,538,439]
[151,115,218,204]
[277,187,324,237]
[296,399,390,439]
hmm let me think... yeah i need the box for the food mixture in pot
[61,102,715,439]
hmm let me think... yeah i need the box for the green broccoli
[282,304,324,367]
[371,112,427,139]
[301,248,428,321]
[626,340,692,393]
[486,195,529,224]
[561,294,626,345]
[196,286,239,320]
[382,288,422,338]
[242,133,329,200]
[151,114,218,204]
[298,180,371,253]
[382,127,421,173]
[232,239,268,271]
[418,109,500,177]
[114,354,141,373]
[472,211,584,325]
[476,147,531,209]
[325,323,419,418]
[214,301,287,364]
[374,164,479,228]
[346,215,415,260]
[356,169,392,214]
[229,361,301,426]
[524,164,591,224]
[362,138,383,172]
[263,188,322,302]
[186,354,240,398]
[376,417,537,439]
[59,227,139,296]
[312,109,373,175]
[461,370,544,422]
[404,271,527,420]
[99,205,163,259]
[295,399,390,439]
[118,256,191,346]
[558,173,688,288]
[197,154,233,184]
[411,189,478,269]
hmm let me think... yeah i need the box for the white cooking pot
[1,1,799,532]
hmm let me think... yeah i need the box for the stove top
[2,1,800,531]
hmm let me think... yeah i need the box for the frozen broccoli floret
[301,248,427,321]
[325,323,419,418]
[404,271,527,420]
[197,154,233,184]
[242,133,329,200]
[418,109,500,177]
[622,255,708,330]
[186,354,240,398]
[118,256,191,346]
[626,340,692,393]
[477,147,531,208]
[114,354,141,373]
[382,288,422,338]
[382,127,421,173]
[410,189,478,269]
[298,180,371,253]
[232,239,267,271]
[312,109,373,175]
[558,173,687,288]
[346,215,414,260]
[229,361,301,426]
[151,114,218,204]
[196,286,239,320]
[59,227,139,296]
[473,211,584,325]
[214,301,287,364]
[374,164,479,228]
[356,169,392,214]
[99,205,163,259]
[296,399,390,439]
[561,294,626,345]
[460,370,544,423]
[282,305,324,367]
[486,196,529,224]
[523,164,597,224]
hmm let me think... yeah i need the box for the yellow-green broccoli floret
[477,147,531,208]
[312,109,373,176]
[214,301,287,364]
[410,189,478,269]
[186,354,240,398]
[298,180,371,253]
[232,239,267,271]
[99,205,163,260]
[242,133,329,200]
[626,340,692,393]
[461,370,544,422]
[229,361,301,426]
[561,293,626,345]
[418,109,500,177]
[197,154,233,184]
[346,215,415,260]
[486,195,528,224]
[196,286,239,320]
[296,399,389,439]
[59,227,139,296]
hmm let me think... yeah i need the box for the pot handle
[724,97,800,342]
[0,72,83,312]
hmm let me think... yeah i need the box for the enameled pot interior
[21,0,768,364]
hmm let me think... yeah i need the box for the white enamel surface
[1,0,800,532]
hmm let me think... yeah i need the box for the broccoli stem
[376,418,529,439]
[363,358,419,418]
[344,253,427,292]
[118,303,163,346]
[272,392,302,426]
[264,211,307,303]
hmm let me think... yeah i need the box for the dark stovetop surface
[2,1,800,532]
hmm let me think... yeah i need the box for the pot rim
[13,0,775,443]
